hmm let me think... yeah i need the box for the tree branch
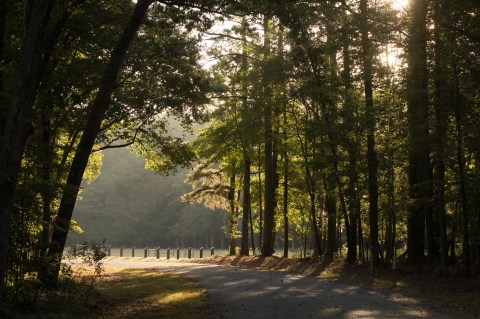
[93,118,148,152]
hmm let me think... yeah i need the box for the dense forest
[0,0,479,313]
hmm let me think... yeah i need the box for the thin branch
[93,139,136,152]
[157,0,250,17]
[93,118,148,152]
[203,32,244,42]
[208,94,250,99]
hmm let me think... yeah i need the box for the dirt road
[101,259,467,319]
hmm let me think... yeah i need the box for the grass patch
[93,268,210,319]
[9,267,210,319]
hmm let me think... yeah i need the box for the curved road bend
[101,259,468,319]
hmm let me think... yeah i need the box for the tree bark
[307,169,322,255]
[42,0,154,286]
[239,17,253,256]
[249,200,255,253]
[346,148,359,264]
[229,174,236,255]
[0,0,54,307]
[453,62,471,277]
[257,146,263,250]
[341,24,358,264]
[433,0,449,267]
[283,111,289,258]
[358,198,364,264]
[385,156,396,261]
[262,16,275,257]
[240,155,251,256]
[325,181,337,261]
[0,0,6,136]
[37,114,54,281]
[406,0,430,263]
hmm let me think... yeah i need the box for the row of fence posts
[111,246,214,259]
[73,245,214,259]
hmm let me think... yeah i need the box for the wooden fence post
[167,247,170,259]
[156,247,160,259]
[176,248,180,259]
[120,246,123,257]
[144,247,148,258]
[132,247,135,257]
[188,247,192,259]
[211,247,214,256]
[200,247,203,258]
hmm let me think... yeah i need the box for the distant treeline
[68,148,228,249]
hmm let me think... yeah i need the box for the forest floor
[190,255,480,317]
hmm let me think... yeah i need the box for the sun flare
[392,0,409,10]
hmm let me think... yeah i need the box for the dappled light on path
[99,259,463,319]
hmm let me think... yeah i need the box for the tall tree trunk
[42,0,153,286]
[257,147,263,250]
[346,149,359,264]
[229,174,236,255]
[0,0,6,136]
[239,17,254,256]
[0,0,54,307]
[262,16,275,257]
[38,114,54,278]
[240,155,251,256]
[433,0,449,267]
[341,24,358,264]
[456,108,470,276]
[453,65,471,277]
[270,24,284,253]
[282,111,289,258]
[307,170,322,255]
[358,198,365,263]
[330,143,352,261]
[249,202,255,254]
[406,0,430,263]
[385,156,396,260]
[325,181,337,261]
[359,0,380,268]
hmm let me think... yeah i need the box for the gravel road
[100,259,467,319]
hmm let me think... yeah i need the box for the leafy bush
[7,242,107,318]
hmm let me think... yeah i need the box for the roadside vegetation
[8,266,209,319]
[7,245,209,319]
